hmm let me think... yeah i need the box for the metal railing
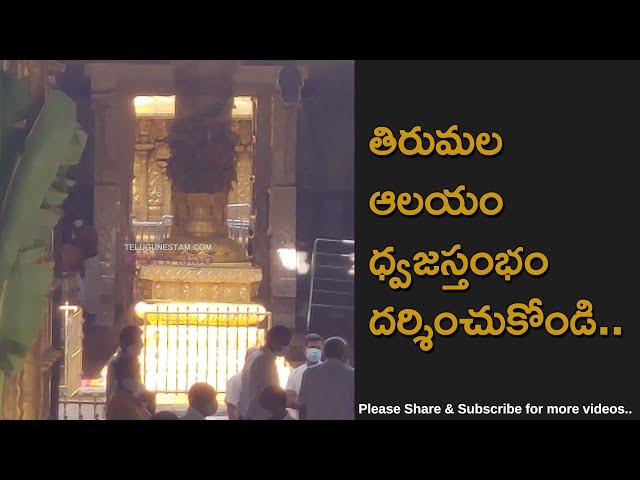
[132,214,173,243]
[131,207,252,249]
[139,303,271,396]
[226,203,252,248]
[61,304,84,397]
[306,238,355,341]
[59,394,107,420]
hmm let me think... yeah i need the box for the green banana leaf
[0,90,87,281]
[0,86,87,414]
[0,73,37,204]
[1,73,34,125]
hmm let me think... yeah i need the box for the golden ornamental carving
[142,281,252,303]
[132,118,173,222]
[138,264,262,284]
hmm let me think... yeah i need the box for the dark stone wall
[57,63,94,190]
[295,61,354,331]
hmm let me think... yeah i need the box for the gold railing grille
[139,304,271,396]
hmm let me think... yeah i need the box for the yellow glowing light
[133,95,175,118]
[232,96,253,118]
[141,323,263,394]
[276,356,290,389]
[81,365,108,392]
[135,301,289,405]
[135,301,267,326]
[59,302,79,313]
[133,95,252,119]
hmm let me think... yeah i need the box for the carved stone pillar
[233,63,306,328]
[252,93,272,304]
[88,72,137,326]
[268,95,299,328]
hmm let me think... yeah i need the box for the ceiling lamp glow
[133,95,252,119]
[232,96,253,119]
[133,95,176,118]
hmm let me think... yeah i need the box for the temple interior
[0,60,354,419]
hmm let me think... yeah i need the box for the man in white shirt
[298,337,355,420]
[225,347,259,420]
[237,325,292,420]
[285,333,323,419]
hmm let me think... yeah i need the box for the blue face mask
[306,347,322,364]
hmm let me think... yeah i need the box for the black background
[355,60,639,419]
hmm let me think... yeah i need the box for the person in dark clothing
[74,224,100,330]
[150,411,179,420]
[259,386,295,420]
[298,336,354,420]
[106,326,156,420]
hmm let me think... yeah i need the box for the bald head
[323,337,349,362]
[188,383,218,416]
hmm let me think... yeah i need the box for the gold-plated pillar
[165,61,247,263]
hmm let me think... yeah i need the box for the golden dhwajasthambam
[130,62,285,405]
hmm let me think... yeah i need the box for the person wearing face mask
[106,326,156,420]
[181,383,219,420]
[285,333,323,419]
[298,337,355,420]
[237,325,292,420]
